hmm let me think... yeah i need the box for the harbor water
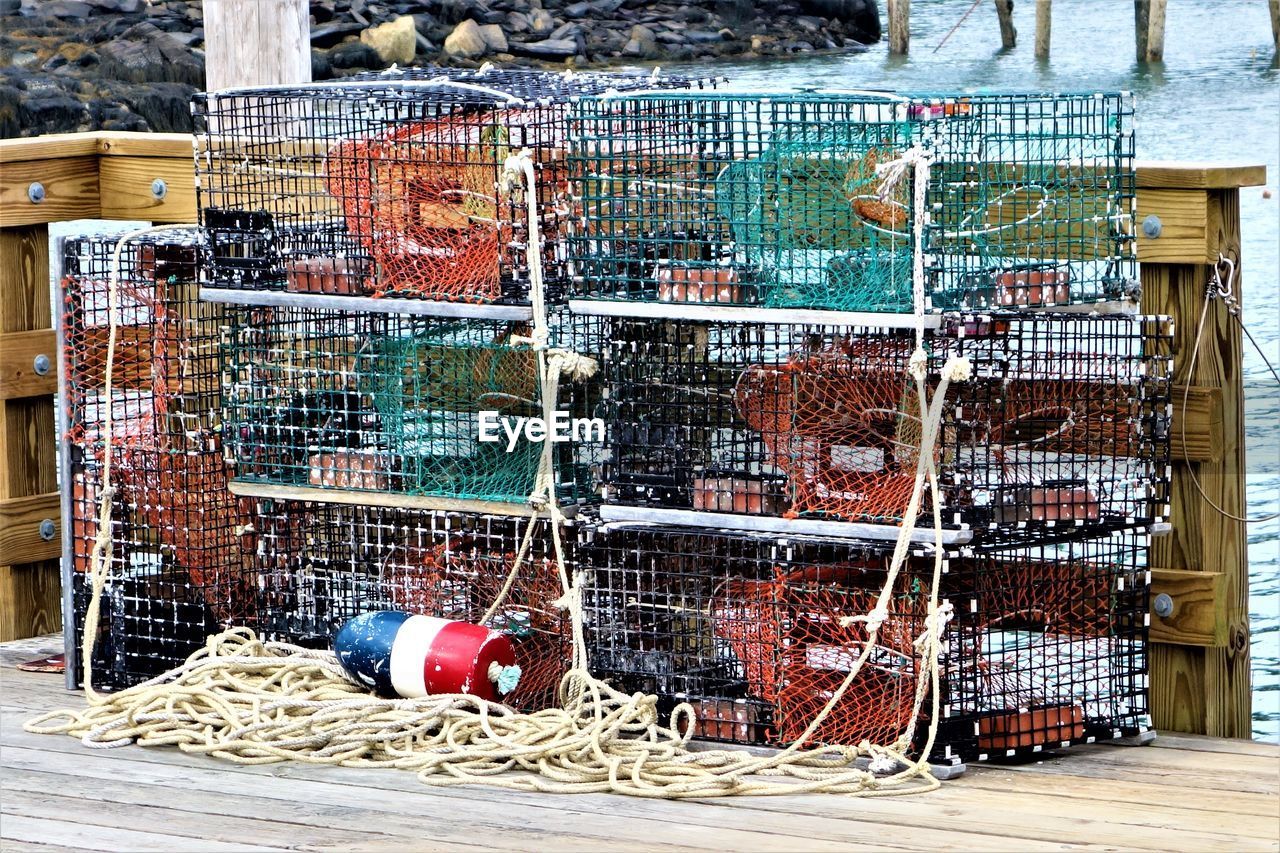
[688,0,1280,740]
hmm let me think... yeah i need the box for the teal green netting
[367,321,544,503]
[715,119,915,313]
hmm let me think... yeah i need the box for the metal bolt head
[27,182,45,204]
[1153,592,1174,619]
[33,354,50,376]
[1141,214,1162,238]
[151,178,168,200]
[39,519,56,541]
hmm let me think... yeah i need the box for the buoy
[334,611,522,702]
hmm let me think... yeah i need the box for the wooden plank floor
[3,636,1277,853]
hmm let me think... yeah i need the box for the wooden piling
[1137,161,1267,738]
[887,0,910,54]
[1134,0,1150,61]
[203,0,311,91]
[1145,0,1167,62]
[1271,0,1279,54]
[994,0,1017,50]
[1034,0,1051,58]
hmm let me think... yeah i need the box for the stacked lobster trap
[566,88,1166,764]
[57,76,1166,769]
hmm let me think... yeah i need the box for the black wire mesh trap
[251,504,573,712]
[221,307,604,507]
[593,312,1171,540]
[193,68,713,305]
[580,523,1150,762]
[936,529,1150,762]
[567,91,1135,313]
[61,232,258,689]
[580,524,930,749]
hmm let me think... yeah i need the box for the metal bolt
[1153,593,1174,619]
[151,178,168,200]
[33,354,50,376]
[27,182,45,204]
[1142,214,1162,239]
[38,519,56,541]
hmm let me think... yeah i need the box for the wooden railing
[0,132,1266,737]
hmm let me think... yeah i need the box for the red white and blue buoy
[334,611,522,702]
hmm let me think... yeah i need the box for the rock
[31,0,92,18]
[507,37,576,59]
[0,0,21,12]
[549,21,580,40]
[718,27,736,40]
[311,21,366,48]
[443,19,488,59]
[311,47,333,80]
[527,8,554,35]
[800,0,880,42]
[328,40,382,68]
[360,15,417,65]
[505,11,530,33]
[477,23,507,52]
[622,23,656,58]
[98,28,203,88]
[564,1,590,18]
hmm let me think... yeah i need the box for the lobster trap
[595,312,1171,541]
[60,232,258,689]
[252,504,573,712]
[194,67,712,305]
[581,523,1150,763]
[567,91,1136,313]
[221,307,603,508]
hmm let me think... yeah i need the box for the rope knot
[840,606,890,634]
[907,348,929,381]
[941,355,971,383]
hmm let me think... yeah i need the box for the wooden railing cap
[1137,161,1267,190]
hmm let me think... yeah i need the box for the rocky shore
[0,0,879,138]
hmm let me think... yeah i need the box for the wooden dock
[3,634,1277,852]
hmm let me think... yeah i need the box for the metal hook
[1211,252,1237,300]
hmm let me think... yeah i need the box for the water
[686,0,1280,740]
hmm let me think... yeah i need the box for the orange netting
[114,429,258,626]
[711,564,926,748]
[734,336,925,524]
[387,533,569,712]
[325,115,515,302]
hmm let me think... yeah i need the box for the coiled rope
[28,150,966,798]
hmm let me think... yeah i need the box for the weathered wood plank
[0,788,421,853]
[1136,162,1267,190]
[0,814,289,853]
[96,132,197,159]
[1170,384,1222,463]
[0,157,99,227]
[1136,188,1217,264]
[0,330,57,401]
[0,492,60,565]
[98,156,198,224]
[1150,568,1228,647]
[0,134,100,165]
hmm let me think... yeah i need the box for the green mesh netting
[718,119,916,313]
[366,321,544,503]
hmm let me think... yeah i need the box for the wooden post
[0,132,197,642]
[1134,0,1150,61]
[203,0,311,91]
[1034,0,1051,58]
[887,0,910,54]
[1145,0,1167,62]
[1137,161,1267,738]
[1270,0,1279,54]
[994,0,1017,50]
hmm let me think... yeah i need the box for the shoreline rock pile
[0,0,880,137]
